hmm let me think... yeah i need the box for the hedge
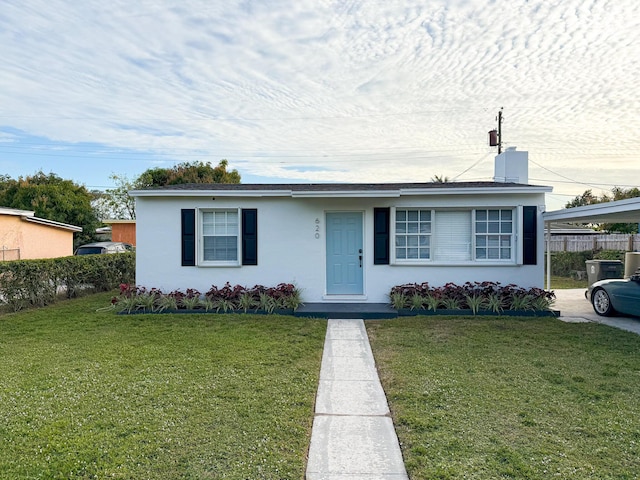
[0,252,135,312]
[550,250,626,277]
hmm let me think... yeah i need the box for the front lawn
[368,317,640,479]
[0,292,326,479]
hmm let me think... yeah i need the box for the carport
[543,197,640,290]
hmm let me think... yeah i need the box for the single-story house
[102,219,136,246]
[131,149,552,304]
[0,207,82,260]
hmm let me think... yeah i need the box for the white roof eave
[130,185,551,198]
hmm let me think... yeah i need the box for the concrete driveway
[554,288,640,335]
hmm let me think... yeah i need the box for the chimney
[493,147,528,183]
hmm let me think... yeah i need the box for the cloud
[0,0,639,209]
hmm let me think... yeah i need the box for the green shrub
[550,250,626,276]
[594,250,626,261]
[550,251,594,276]
[389,281,556,313]
[0,253,135,312]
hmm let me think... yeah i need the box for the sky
[1,0,639,212]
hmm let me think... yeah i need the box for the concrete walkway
[306,319,409,480]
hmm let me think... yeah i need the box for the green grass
[0,292,326,479]
[368,317,640,479]
[549,275,588,289]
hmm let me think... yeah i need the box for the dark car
[588,270,640,317]
[74,241,133,255]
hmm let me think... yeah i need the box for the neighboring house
[131,149,552,304]
[102,219,136,246]
[0,207,82,260]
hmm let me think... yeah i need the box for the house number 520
[315,218,320,239]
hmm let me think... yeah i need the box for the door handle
[359,248,363,268]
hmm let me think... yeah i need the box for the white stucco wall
[135,191,546,303]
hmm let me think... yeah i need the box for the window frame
[197,208,241,267]
[473,208,515,262]
[392,207,432,263]
[390,207,517,265]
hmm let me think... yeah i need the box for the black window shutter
[181,209,196,266]
[242,209,258,265]
[523,206,537,265]
[374,207,390,265]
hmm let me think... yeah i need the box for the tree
[92,174,137,220]
[99,160,241,220]
[564,189,599,208]
[565,186,640,233]
[0,171,101,246]
[430,175,450,183]
[136,159,241,188]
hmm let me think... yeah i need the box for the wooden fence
[546,234,640,252]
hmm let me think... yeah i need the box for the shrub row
[0,253,135,312]
[389,281,556,313]
[550,250,626,276]
[112,282,302,314]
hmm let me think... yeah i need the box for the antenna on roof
[488,107,503,154]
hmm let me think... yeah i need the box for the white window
[200,209,239,265]
[475,209,513,260]
[395,209,431,260]
[391,208,515,264]
[433,211,472,261]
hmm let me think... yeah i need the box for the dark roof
[139,181,535,192]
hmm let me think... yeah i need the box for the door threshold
[322,295,368,302]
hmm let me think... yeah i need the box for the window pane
[201,210,238,262]
[476,210,486,221]
[488,221,500,233]
[501,210,512,220]
[476,247,487,259]
[476,222,487,233]
[500,236,511,247]
[488,236,500,247]
[488,248,500,259]
[488,210,500,221]
[502,223,512,233]
[501,248,511,258]
[203,236,237,261]
[395,209,432,262]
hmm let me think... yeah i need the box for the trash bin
[585,260,624,286]
[624,252,640,278]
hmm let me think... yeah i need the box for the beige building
[0,207,82,260]
[102,219,136,246]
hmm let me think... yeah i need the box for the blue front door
[326,212,363,295]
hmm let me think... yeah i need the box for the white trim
[398,186,551,196]
[130,185,552,198]
[23,216,83,232]
[543,197,640,223]
[0,207,34,217]
[390,207,518,266]
[196,207,241,267]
